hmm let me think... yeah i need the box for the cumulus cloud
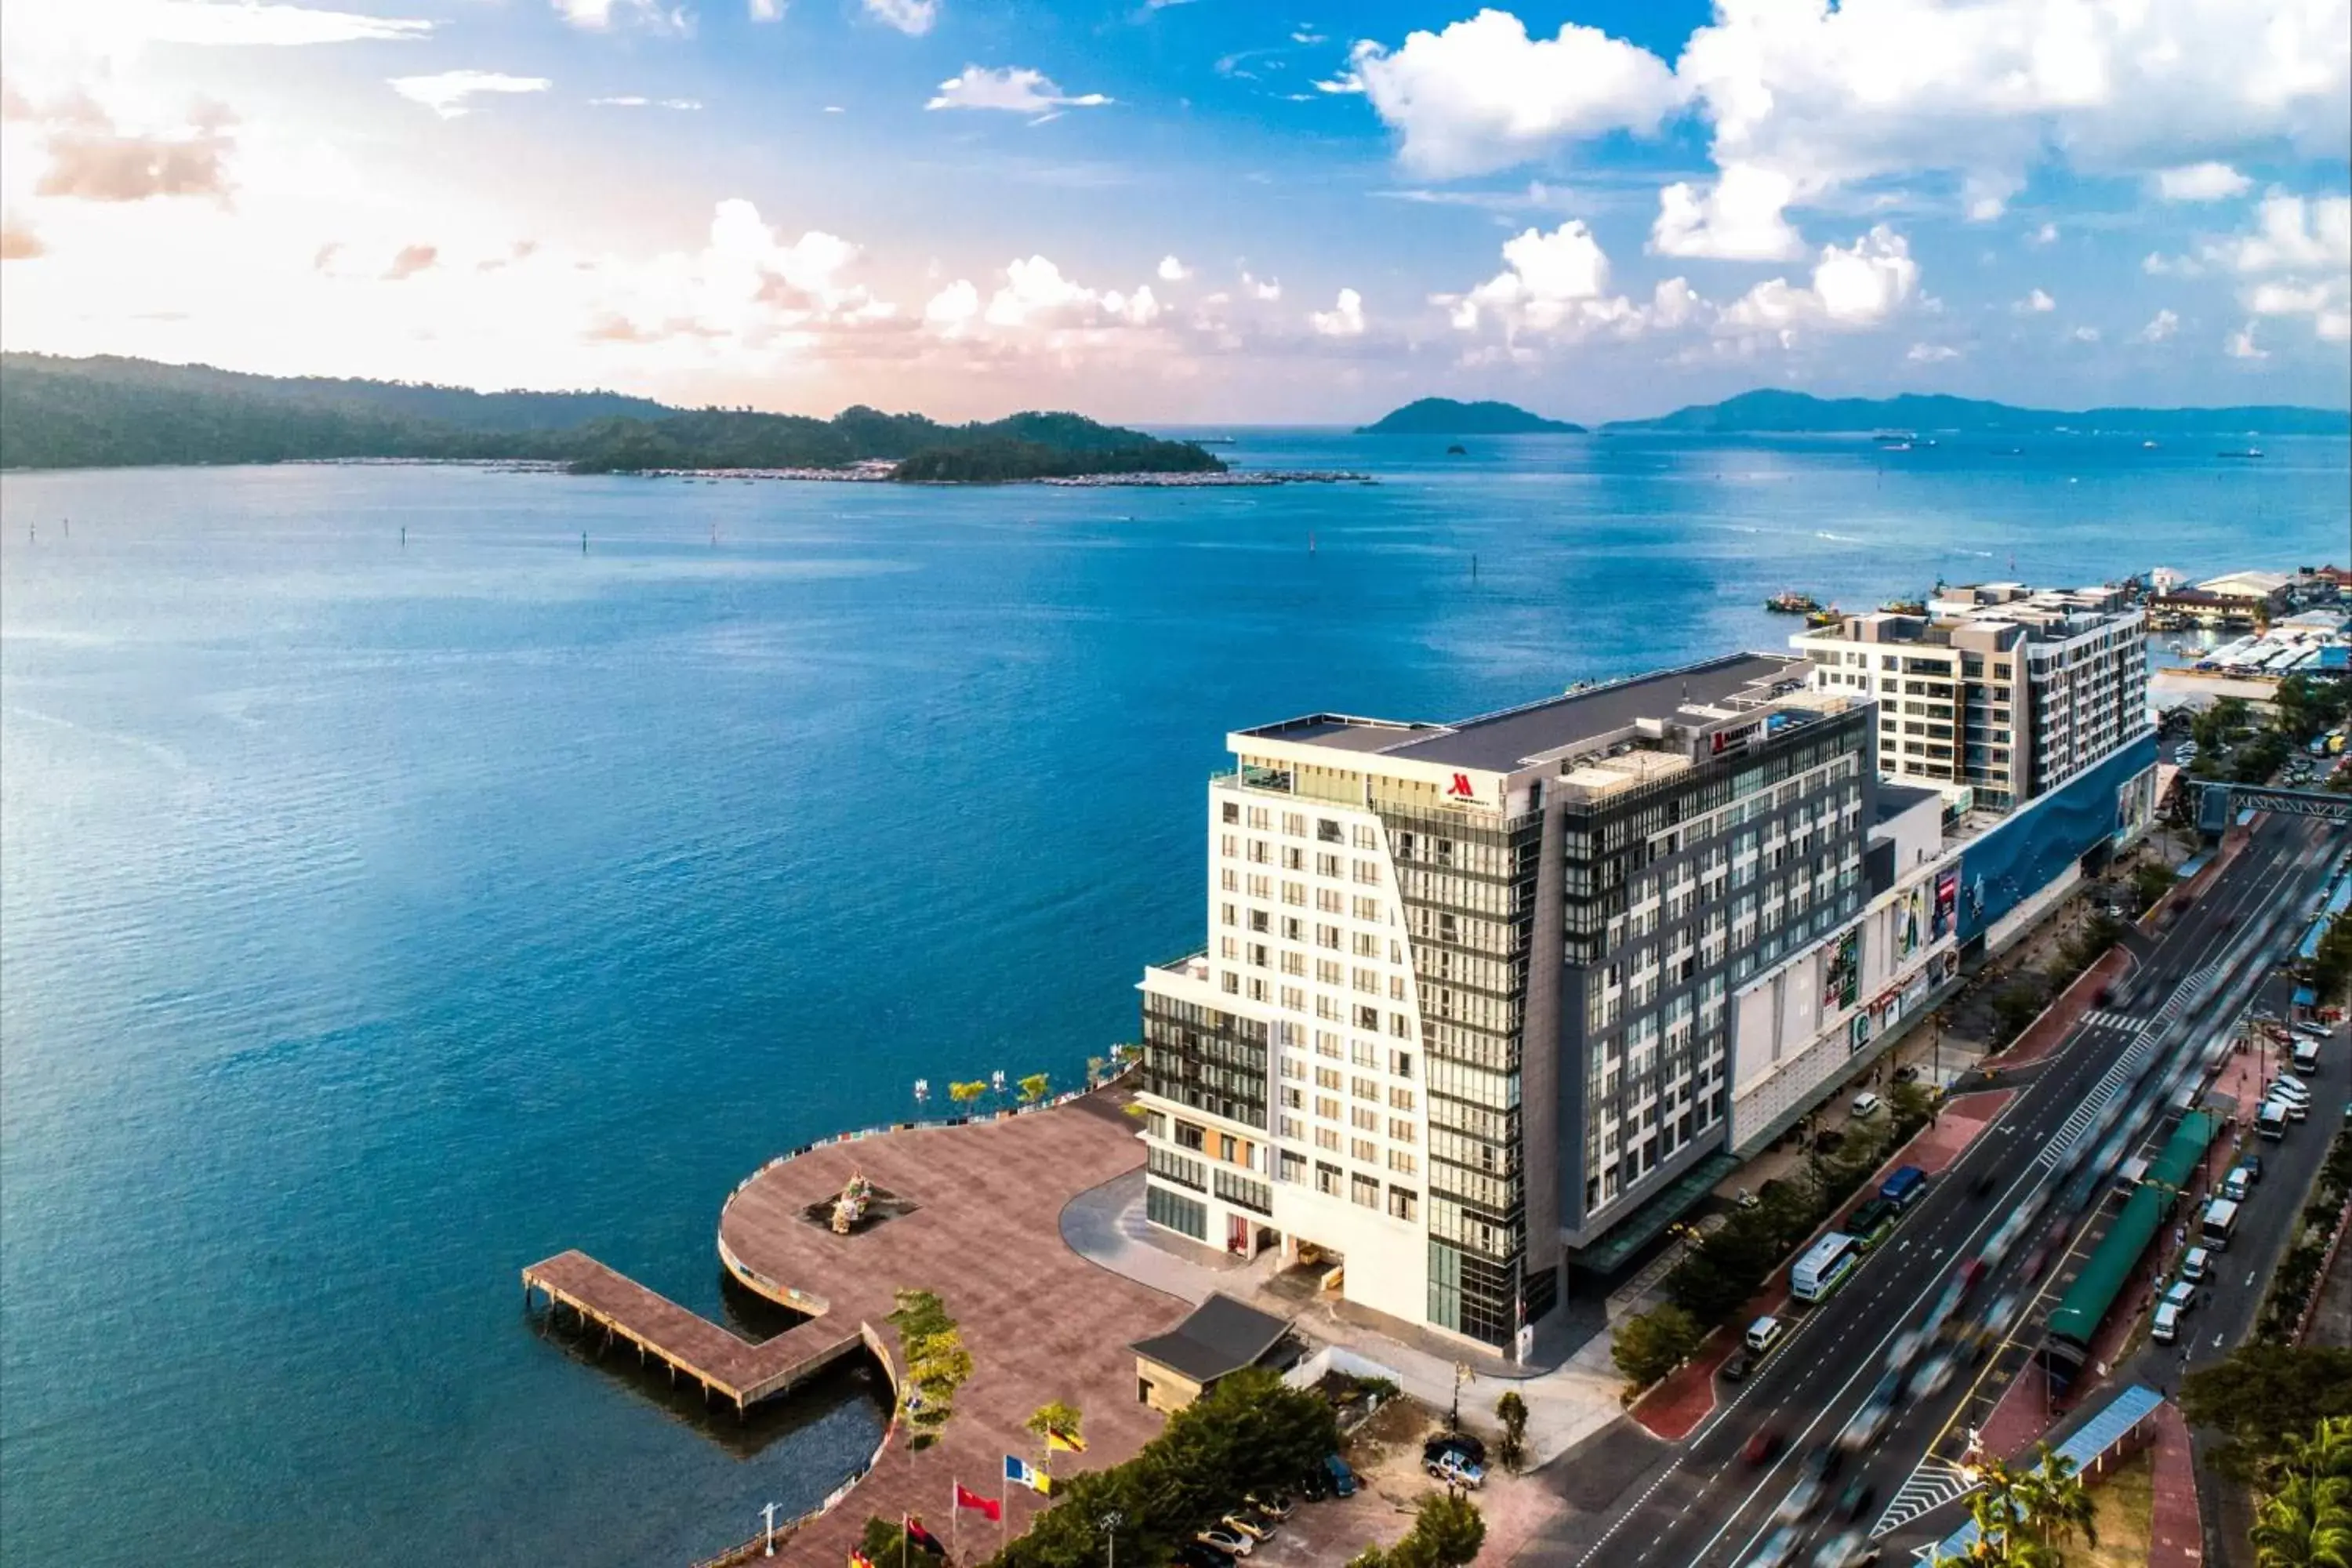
[864,0,938,33]
[2137,308,2180,341]
[1719,225,1920,341]
[2226,323,2267,358]
[2205,190,2352,340]
[1348,9,1686,178]
[1241,270,1281,302]
[2,216,45,259]
[1157,255,1190,282]
[1438,219,1704,348]
[750,0,782,16]
[383,243,437,280]
[34,103,235,202]
[589,96,703,109]
[390,71,551,118]
[132,0,435,45]
[2156,162,2252,201]
[925,66,1109,113]
[1652,165,1803,261]
[1906,343,1961,361]
[550,0,689,31]
[1308,287,1366,337]
[583,199,896,348]
[2015,288,2056,314]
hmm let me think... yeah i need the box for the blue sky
[2,0,2347,421]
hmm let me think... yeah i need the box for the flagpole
[952,1477,960,1565]
[900,1512,909,1568]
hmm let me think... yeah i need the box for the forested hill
[0,353,1221,480]
[1602,388,2352,435]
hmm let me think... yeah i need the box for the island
[0,353,1225,482]
[1601,388,2352,436]
[1356,397,1586,436]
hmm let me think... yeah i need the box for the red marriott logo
[1446,773,1476,799]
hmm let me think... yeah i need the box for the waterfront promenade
[528,1092,1189,1563]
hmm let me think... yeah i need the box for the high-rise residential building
[1132,654,1874,1356]
[1788,584,2147,812]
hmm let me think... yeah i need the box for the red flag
[904,1515,945,1554]
[954,1483,1003,1523]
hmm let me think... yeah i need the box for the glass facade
[1142,994,1269,1129]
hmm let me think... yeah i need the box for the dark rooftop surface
[1243,654,1807,772]
[1130,1291,1294,1385]
[1875,782,1945,821]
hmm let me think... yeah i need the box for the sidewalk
[2147,1399,2206,1566]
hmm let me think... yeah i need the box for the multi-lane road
[1563,813,2347,1568]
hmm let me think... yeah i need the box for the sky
[1,0,2347,423]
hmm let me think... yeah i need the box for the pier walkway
[524,1089,1189,1563]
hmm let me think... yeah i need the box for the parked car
[1322,1454,1358,1497]
[1747,1316,1788,1355]
[1852,1091,1884,1119]
[2162,1280,2198,1315]
[2240,1153,2264,1182]
[1424,1451,1486,1490]
[1221,1512,1275,1543]
[2152,1301,2183,1345]
[1723,1352,1755,1383]
[1243,1492,1295,1523]
[2223,1167,2252,1202]
[2182,1247,2212,1283]
[1423,1432,1487,1468]
[1195,1526,1253,1559]
[1175,1543,1234,1568]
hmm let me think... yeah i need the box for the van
[2274,1073,2313,1099]
[2182,1247,2212,1283]
[1747,1316,1786,1356]
[2223,1167,2252,1203]
[2259,1101,2289,1140]
[2152,1301,2183,1345]
[2296,1043,2323,1074]
[1851,1092,1883,1120]
[2295,1022,2333,1041]
[1880,1166,1928,1211]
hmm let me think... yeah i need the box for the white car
[1746,1527,1802,1568]
[2182,1247,2212,1283]
[2152,1301,2183,1344]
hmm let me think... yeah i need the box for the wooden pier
[521,1250,862,1414]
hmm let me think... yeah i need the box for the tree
[889,1288,975,1450]
[948,1080,990,1108]
[1990,981,2050,1047]
[2310,915,2352,1007]
[1025,1399,1084,1451]
[2182,1347,2352,1481]
[1018,1073,1052,1105]
[1347,1494,1486,1568]
[861,1515,945,1563]
[2131,861,2179,915]
[1494,1390,1530,1473]
[1936,1448,2090,1566]
[2253,1418,2352,1568]
[1613,1304,1701,1392]
[2013,1443,2097,1557]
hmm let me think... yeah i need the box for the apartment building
[1790,583,2147,811]
[1134,654,1874,1356]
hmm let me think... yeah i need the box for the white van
[2295,1022,2333,1041]
[2296,1041,2323,1074]
[2259,1101,2290,1139]
[2182,1247,2212,1283]
[2223,1167,2252,1202]
[2152,1301,2183,1344]
[1851,1091,1883,1120]
[1746,1316,1787,1356]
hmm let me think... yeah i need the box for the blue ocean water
[1,430,2343,1564]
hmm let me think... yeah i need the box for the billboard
[1822,927,1862,1012]
[1958,735,2159,942]
[1932,866,1959,942]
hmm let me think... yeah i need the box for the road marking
[1871,1457,1977,1537]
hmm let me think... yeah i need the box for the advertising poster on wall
[1932,866,1959,941]
[1899,884,1926,958]
[1849,1013,1872,1054]
[1822,928,1861,1012]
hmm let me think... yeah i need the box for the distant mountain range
[0,354,1222,481]
[1600,389,2352,436]
[1357,397,1585,435]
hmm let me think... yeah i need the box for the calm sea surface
[2,430,2343,1564]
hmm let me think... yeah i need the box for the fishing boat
[1766,590,1823,615]
[1882,597,1928,615]
[1804,605,1844,628]
[2218,447,2264,459]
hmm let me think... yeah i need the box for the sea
[2,428,2343,1565]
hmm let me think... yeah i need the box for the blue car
[1323,1454,1358,1497]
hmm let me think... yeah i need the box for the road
[1559,813,2347,1568]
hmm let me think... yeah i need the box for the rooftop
[1130,1292,1296,1385]
[1238,652,1807,773]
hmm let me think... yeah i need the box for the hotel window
[1351,1075,1379,1100]
[1388,1185,1418,1220]
[1392,1014,1415,1039]
[1283,881,1306,906]
[1278,1149,1306,1183]
[1352,967,1379,994]
[1280,951,1305,976]
[1352,931,1380,957]
[1388,1116,1417,1142]
[1246,875,1270,898]
[1351,1172,1381,1208]
[1248,908,1269,932]
[1314,1067,1342,1091]
[1279,985,1305,1011]
[1283,812,1306,837]
[1315,1161,1342,1196]
[1247,807,1269,829]
[1352,896,1381,921]
[1315,852,1341,877]
[1221,869,1240,892]
[1352,861,1381,885]
[1247,840,1270,863]
[1316,959,1342,985]
[1247,978,1268,1001]
[1351,1105,1379,1131]
[1390,1049,1414,1079]
[1357,1005,1380,1029]
[1352,825,1379,848]
[1219,833,1237,858]
[1221,972,1240,994]
[1219,902,1236,927]
[1315,1127,1341,1153]
[1283,847,1305,871]
[1222,802,1240,824]
[1388,1086,1416,1111]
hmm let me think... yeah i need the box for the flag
[1044,1426,1087,1455]
[954,1483,1002,1523]
[1005,1454,1047,1494]
[904,1516,945,1555]
[850,1555,876,1568]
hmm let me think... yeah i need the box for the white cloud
[583,199,895,347]
[750,0,782,18]
[1157,255,1190,282]
[2226,323,2268,358]
[2206,190,2352,340]
[589,96,702,109]
[389,71,550,119]
[924,278,979,332]
[1651,165,1803,261]
[1906,343,1961,361]
[2015,288,2056,314]
[2069,325,2100,342]
[1348,9,1686,178]
[2137,307,2180,342]
[920,255,1170,338]
[1438,219,1701,347]
[1308,287,1365,337]
[1241,270,1281,302]
[550,0,688,30]
[1719,225,1920,339]
[925,67,1109,114]
[2027,222,2059,246]
[137,0,434,45]
[863,0,938,35]
[2155,162,2251,201]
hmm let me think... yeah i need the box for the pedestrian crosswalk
[2035,958,2221,1171]
[1871,1457,1976,1537]
[2078,1009,2140,1032]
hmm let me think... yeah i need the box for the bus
[2201,1197,2240,1250]
[1791,1233,1862,1303]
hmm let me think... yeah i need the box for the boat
[2142,440,2160,450]
[1804,606,1844,628]
[1446,444,1468,456]
[1882,597,1928,615]
[1766,591,1823,615]
[1871,430,1916,445]
[2218,447,2264,459]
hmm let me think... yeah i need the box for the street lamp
[1450,1362,1471,1432]
[1099,1509,1124,1568]
[761,1501,781,1557]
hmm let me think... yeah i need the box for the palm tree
[2253,1475,2352,1567]
[2015,1443,2098,1556]
[1935,1448,2095,1566]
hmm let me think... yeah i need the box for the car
[2240,1153,2264,1182]
[2223,1167,2252,1202]
[1956,1257,1989,1294]
[1802,1443,1843,1482]
[1733,1187,1762,1210]
[1839,1400,1892,1452]
[1836,1479,1877,1522]
[1852,1091,1884,1118]
[1984,1290,2024,1338]
[1423,1432,1488,1468]
[1424,1451,1485,1490]
[1892,1063,1922,1084]
[1195,1527,1252,1559]
[1813,1532,1883,1568]
[2295,1022,2333,1040]
[2274,1074,2314,1105]
[2182,1247,2212,1283]
[1294,1466,1330,1502]
[1745,1526,1802,1568]
[2152,1301,2183,1345]
[1773,1475,1827,1524]
[1175,1544,1234,1568]
[2163,1280,2198,1314]
[1909,1352,1957,1402]
[1886,1328,1926,1374]
[1722,1352,1755,1384]
[1222,1512,1275,1541]
[1744,1428,1787,1465]
[1322,1454,1358,1497]
[1243,1493,1294,1523]
[1747,1316,1788,1355]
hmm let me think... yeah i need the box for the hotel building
[1132,654,1875,1355]
[1789,584,2146,812]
